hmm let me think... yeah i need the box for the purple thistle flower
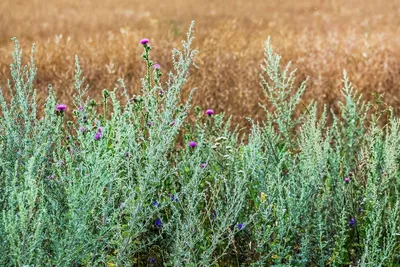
[237,223,244,230]
[344,177,350,183]
[140,38,149,45]
[153,64,160,69]
[201,163,206,169]
[205,109,214,116]
[56,104,67,112]
[349,217,355,227]
[155,218,162,228]
[149,257,155,264]
[95,132,102,141]
[189,141,197,148]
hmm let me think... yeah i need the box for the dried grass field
[1,0,400,124]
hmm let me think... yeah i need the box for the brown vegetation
[1,0,400,125]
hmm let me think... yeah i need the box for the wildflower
[237,223,244,230]
[140,38,149,45]
[170,195,179,202]
[158,89,164,95]
[50,175,54,180]
[95,132,102,141]
[56,104,67,112]
[211,210,217,221]
[125,152,130,158]
[170,121,176,126]
[189,141,197,148]
[119,202,125,208]
[155,218,162,228]
[206,109,214,116]
[153,64,160,69]
[201,163,206,169]
[358,207,362,213]
[344,177,350,183]
[147,121,154,127]
[349,217,355,227]
[149,257,155,264]
[78,106,84,111]
[79,127,85,133]
[152,201,160,207]
[260,192,266,202]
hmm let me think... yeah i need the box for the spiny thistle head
[140,38,149,45]
[189,141,197,148]
[56,104,67,112]
[206,109,214,116]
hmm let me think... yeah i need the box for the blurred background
[1,0,399,125]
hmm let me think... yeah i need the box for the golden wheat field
[1,0,400,125]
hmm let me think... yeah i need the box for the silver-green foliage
[0,23,399,266]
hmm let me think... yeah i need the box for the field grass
[1,0,400,125]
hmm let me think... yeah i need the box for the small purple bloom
[349,217,355,227]
[152,201,160,207]
[125,152,130,158]
[211,210,217,221]
[158,89,164,95]
[119,202,125,208]
[206,109,214,116]
[56,104,67,112]
[95,132,102,140]
[201,163,206,169]
[140,38,149,45]
[344,177,350,183]
[147,121,154,127]
[78,106,84,111]
[358,207,362,213]
[170,121,176,126]
[153,64,160,69]
[50,175,54,180]
[237,223,244,230]
[155,218,162,228]
[170,195,179,202]
[79,127,85,133]
[189,141,197,148]
[149,257,155,264]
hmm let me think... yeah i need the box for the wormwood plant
[0,22,399,266]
